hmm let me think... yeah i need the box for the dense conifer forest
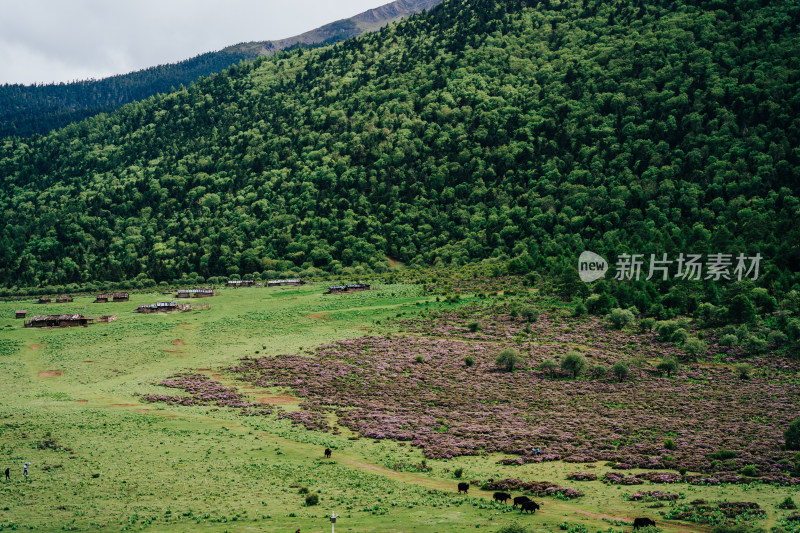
[1,0,799,323]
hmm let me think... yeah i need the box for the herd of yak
[321,449,655,529]
[457,482,541,514]
[456,482,657,529]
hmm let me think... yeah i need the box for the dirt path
[51,388,706,532]
[253,393,298,405]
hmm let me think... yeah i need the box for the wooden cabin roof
[138,302,178,308]
[177,288,213,293]
[29,314,87,321]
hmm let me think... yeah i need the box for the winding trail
[85,383,704,533]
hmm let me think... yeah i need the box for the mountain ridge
[233,0,444,54]
[0,0,444,138]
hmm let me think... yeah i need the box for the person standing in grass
[23,462,28,478]
[4,467,8,481]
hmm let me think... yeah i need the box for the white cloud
[0,0,392,85]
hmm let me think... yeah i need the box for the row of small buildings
[225,279,307,287]
[18,280,369,327]
[31,280,311,305]
[28,292,130,308]
[94,293,129,303]
[35,293,131,304]
[34,290,208,303]
[36,295,74,304]
[21,299,204,325]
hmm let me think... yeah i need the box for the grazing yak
[324,448,332,458]
[512,495,530,508]
[457,482,469,494]
[633,517,656,529]
[520,500,540,514]
[493,492,511,504]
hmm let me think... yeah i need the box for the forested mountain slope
[0,0,443,138]
[0,48,255,139]
[1,0,799,307]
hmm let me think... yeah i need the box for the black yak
[520,500,540,514]
[633,517,656,529]
[513,495,530,508]
[324,448,332,458]
[457,482,469,494]
[493,492,511,504]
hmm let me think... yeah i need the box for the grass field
[0,284,797,532]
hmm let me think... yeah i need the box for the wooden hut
[176,288,215,298]
[15,310,26,319]
[25,314,93,328]
[38,297,51,304]
[226,280,255,287]
[268,279,306,287]
[324,283,370,294]
[56,295,73,303]
[135,302,189,314]
[112,292,129,302]
[325,285,346,294]
[175,289,214,298]
[94,294,110,303]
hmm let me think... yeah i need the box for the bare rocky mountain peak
[351,0,445,25]
[226,0,445,56]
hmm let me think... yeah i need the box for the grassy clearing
[0,285,796,532]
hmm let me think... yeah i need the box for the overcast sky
[0,0,392,85]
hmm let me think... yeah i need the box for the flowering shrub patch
[141,302,799,480]
[142,373,272,416]
[638,472,684,484]
[664,501,766,525]
[603,472,644,485]
[277,410,330,432]
[481,478,584,498]
[566,472,598,481]
[225,304,800,475]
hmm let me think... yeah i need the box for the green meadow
[0,285,796,532]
